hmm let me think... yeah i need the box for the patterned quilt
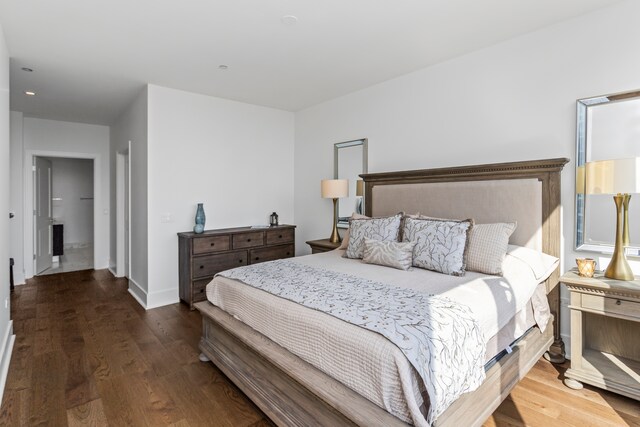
[218,259,486,424]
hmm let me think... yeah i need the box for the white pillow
[505,245,559,282]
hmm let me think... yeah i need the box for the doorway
[35,156,95,275]
[116,146,130,278]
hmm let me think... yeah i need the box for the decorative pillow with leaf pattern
[344,213,403,259]
[403,217,473,276]
[362,238,416,270]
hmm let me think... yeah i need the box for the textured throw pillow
[362,238,416,271]
[344,213,403,259]
[338,213,370,250]
[403,217,473,276]
[466,222,517,275]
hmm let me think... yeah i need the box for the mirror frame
[334,138,368,228]
[575,89,640,254]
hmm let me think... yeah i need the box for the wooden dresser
[561,270,640,400]
[178,225,296,309]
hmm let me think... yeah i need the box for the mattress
[206,249,550,426]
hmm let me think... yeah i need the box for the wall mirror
[335,138,368,228]
[576,89,640,253]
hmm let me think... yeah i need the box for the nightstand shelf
[561,270,640,400]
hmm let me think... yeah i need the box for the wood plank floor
[0,269,638,426]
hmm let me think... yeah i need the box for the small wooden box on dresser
[561,270,640,400]
[178,225,296,309]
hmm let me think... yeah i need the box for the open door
[35,157,53,274]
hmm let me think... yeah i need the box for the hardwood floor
[1,269,638,426]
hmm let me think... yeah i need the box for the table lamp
[321,179,349,243]
[585,158,640,280]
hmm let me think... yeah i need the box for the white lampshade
[585,158,640,195]
[356,179,364,197]
[321,179,349,199]
[576,165,585,194]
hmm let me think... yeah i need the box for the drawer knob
[199,289,204,293]
[247,238,251,242]
[199,265,204,269]
[210,242,215,246]
[239,259,243,263]
[616,299,622,306]
[279,234,283,238]
[286,252,290,256]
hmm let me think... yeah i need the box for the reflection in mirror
[576,90,640,253]
[335,139,368,228]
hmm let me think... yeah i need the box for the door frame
[115,142,131,278]
[24,150,100,279]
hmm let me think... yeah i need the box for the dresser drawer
[192,235,230,255]
[266,228,294,245]
[193,251,248,278]
[250,244,294,264]
[232,232,264,249]
[192,278,210,302]
[582,293,640,320]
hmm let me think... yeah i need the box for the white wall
[9,111,23,285]
[19,118,109,278]
[109,87,148,300]
[0,23,15,404]
[46,157,94,246]
[145,85,294,308]
[294,0,640,349]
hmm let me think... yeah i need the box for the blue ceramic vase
[194,203,206,234]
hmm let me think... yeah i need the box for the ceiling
[0,0,625,125]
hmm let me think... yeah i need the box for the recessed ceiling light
[218,65,228,70]
[281,15,298,26]
[24,91,36,96]
[21,67,33,72]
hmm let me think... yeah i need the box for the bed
[195,157,569,427]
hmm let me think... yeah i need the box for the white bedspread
[206,249,550,426]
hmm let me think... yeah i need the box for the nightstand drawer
[266,228,294,245]
[193,251,248,278]
[250,244,294,264]
[233,232,264,249]
[582,293,640,320]
[193,235,230,255]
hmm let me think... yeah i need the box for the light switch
[160,213,174,223]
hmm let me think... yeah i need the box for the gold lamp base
[329,198,342,244]
[605,194,634,281]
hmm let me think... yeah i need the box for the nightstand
[306,238,341,254]
[561,270,640,400]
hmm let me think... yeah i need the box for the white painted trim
[128,277,147,308]
[146,288,179,310]
[0,321,16,404]
[24,150,101,279]
[107,265,117,277]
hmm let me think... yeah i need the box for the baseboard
[128,278,147,309]
[107,266,117,277]
[0,320,16,404]
[146,288,179,310]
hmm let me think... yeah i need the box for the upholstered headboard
[371,179,543,250]
[361,158,569,278]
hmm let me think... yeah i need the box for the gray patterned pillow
[362,238,416,270]
[403,217,473,276]
[466,222,517,275]
[344,213,403,259]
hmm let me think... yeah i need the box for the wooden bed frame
[195,157,569,427]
